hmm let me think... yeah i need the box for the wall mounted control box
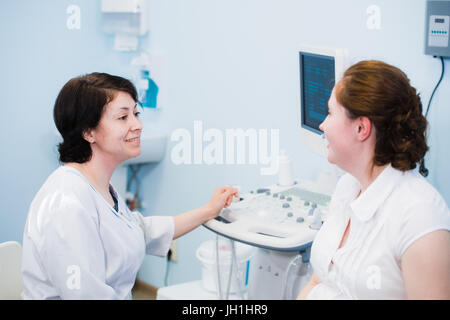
[425,0,450,57]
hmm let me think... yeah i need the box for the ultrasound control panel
[203,182,332,251]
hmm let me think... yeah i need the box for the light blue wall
[0,0,138,243]
[1,0,449,288]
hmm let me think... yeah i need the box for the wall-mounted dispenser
[101,0,149,51]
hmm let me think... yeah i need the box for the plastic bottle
[278,150,294,186]
[131,52,159,108]
[139,69,159,108]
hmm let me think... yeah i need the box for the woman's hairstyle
[336,60,429,171]
[54,72,138,163]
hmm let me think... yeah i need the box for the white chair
[0,241,23,299]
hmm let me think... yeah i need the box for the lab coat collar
[349,164,403,222]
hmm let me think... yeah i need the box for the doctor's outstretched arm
[173,186,238,239]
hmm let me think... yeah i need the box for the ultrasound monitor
[298,46,348,157]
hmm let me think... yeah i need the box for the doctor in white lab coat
[21,72,238,299]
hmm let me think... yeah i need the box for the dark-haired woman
[22,73,238,299]
[298,61,450,300]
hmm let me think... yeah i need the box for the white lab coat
[21,166,174,299]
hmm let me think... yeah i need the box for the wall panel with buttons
[425,0,450,57]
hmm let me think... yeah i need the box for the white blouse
[307,164,450,299]
[22,166,174,299]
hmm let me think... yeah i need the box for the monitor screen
[299,52,335,134]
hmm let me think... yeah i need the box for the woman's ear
[356,116,372,142]
[82,129,95,144]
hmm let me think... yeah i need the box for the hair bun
[336,60,429,171]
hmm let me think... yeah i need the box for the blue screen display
[299,52,335,134]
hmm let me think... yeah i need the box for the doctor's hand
[204,186,239,220]
[173,186,239,239]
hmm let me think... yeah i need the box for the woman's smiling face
[319,84,359,170]
[87,91,142,164]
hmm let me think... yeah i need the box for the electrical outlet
[169,240,177,262]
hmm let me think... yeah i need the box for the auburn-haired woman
[298,61,450,299]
